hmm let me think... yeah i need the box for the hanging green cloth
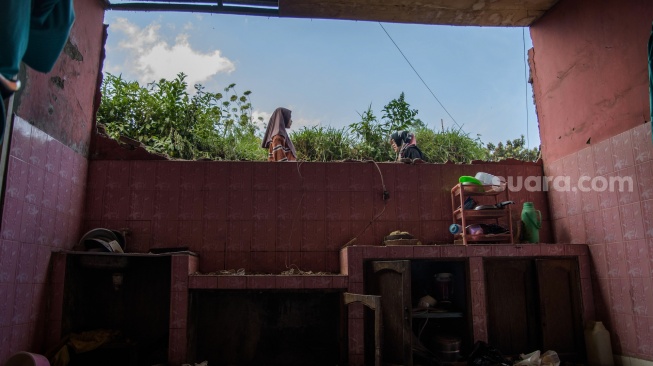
[0,0,75,140]
[649,21,653,141]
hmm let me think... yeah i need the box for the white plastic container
[584,321,614,366]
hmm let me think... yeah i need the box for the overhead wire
[522,27,530,149]
[378,22,463,131]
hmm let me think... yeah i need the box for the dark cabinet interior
[62,253,171,366]
[364,259,470,366]
[485,258,584,362]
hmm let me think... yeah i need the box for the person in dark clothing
[390,130,425,162]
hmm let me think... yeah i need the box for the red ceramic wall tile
[593,139,615,176]
[58,146,75,181]
[325,191,350,221]
[567,215,586,244]
[349,162,373,191]
[578,254,591,279]
[632,123,653,164]
[153,190,179,220]
[636,160,653,201]
[0,241,19,284]
[326,221,351,251]
[625,240,650,278]
[28,128,49,170]
[247,276,276,289]
[10,323,30,355]
[421,221,448,245]
[52,215,71,249]
[198,250,224,273]
[227,190,253,220]
[611,129,635,170]
[151,220,179,248]
[24,164,44,205]
[394,191,420,221]
[176,190,202,221]
[250,252,276,273]
[33,247,50,284]
[12,283,34,324]
[349,354,364,366]
[540,244,565,256]
[102,188,129,220]
[177,220,203,250]
[581,190,600,213]
[388,245,413,259]
[605,242,628,279]
[251,162,277,191]
[202,190,227,221]
[5,157,28,200]
[583,210,605,244]
[299,163,326,192]
[325,164,350,191]
[276,163,301,191]
[577,146,595,178]
[601,206,623,243]
[565,189,583,217]
[180,162,205,190]
[0,284,16,326]
[276,251,303,273]
[395,165,420,192]
[553,217,571,243]
[228,162,252,191]
[105,161,130,190]
[620,202,645,241]
[348,281,363,294]
[252,190,276,220]
[374,192,397,221]
[348,318,364,354]
[471,280,486,315]
[418,194,441,221]
[564,243,588,256]
[300,251,326,272]
[362,246,388,259]
[350,220,375,246]
[349,191,374,221]
[226,221,252,252]
[19,204,40,245]
[129,190,154,220]
[413,245,441,258]
[301,221,326,252]
[55,177,72,214]
[493,245,522,257]
[440,245,466,258]
[612,314,637,354]
[372,163,396,191]
[200,220,226,252]
[277,190,302,221]
[70,153,87,187]
[167,328,187,366]
[129,161,156,190]
[332,274,347,288]
[155,161,181,190]
[188,275,218,289]
[169,290,188,329]
[629,276,653,316]
[472,314,488,343]
[372,221,397,244]
[548,190,567,219]
[301,191,325,220]
[276,220,302,252]
[616,166,639,205]
[250,221,276,252]
[203,163,229,190]
[9,118,32,161]
[515,244,542,256]
[304,276,332,288]
[225,251,250,271]
[275,275,304,289]
[418,164,442,192]
[217,275,247,289]
[634,316,653,356]
[467,246,492,257]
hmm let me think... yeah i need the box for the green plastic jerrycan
[521,202,542,243]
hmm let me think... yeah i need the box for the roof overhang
[107,0,560,27]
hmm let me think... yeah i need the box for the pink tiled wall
[546,123,653,359]
[0,116,88,362]
[82,160,550,275]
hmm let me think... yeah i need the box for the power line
[522,28,529,148]
[378,22,462,131]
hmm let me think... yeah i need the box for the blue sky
[103,11,540,148]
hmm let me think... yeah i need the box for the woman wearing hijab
[261,107,297,162]
[390,130,424,161]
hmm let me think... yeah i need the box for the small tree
[484,135,541,162]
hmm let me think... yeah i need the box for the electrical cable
[522,27,530,149]
[378,22,463,131]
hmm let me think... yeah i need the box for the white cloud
[108,18,235,89]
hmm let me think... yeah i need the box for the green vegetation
[97,74,540,163]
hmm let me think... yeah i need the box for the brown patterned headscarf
[261,107,296,158]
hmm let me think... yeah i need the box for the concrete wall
[0,0,105,363]
[530,0,653,361]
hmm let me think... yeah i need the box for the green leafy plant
[291,126,354,161]
[484,135,541,162]
[97,73,266,160]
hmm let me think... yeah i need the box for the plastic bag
[514,350,560,366]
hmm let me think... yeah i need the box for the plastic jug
[521,202,542,243]
[584,321,614,366]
